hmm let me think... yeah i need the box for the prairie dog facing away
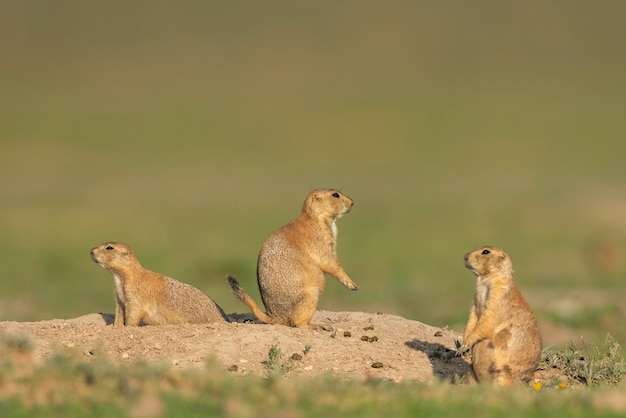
[458,246,542,386]
[90,242,228,326]
[228,188,358,327]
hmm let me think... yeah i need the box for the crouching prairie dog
[228,188,358,327]
[458,246,542,386]
[90,242,228,326]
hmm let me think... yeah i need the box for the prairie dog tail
[227,275,273,324]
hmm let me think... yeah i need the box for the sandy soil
[0,310,470,383]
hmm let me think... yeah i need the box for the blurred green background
[1,1,625,347]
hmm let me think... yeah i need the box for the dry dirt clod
[360,335,378,343]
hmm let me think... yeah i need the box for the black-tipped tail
[225,275,272,324]
[227,275,246,298]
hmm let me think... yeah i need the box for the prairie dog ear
[313,192,320,201]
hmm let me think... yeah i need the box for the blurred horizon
[1,1,625,347]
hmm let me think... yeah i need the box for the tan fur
[90,242,228,326]
[228,189,358,327]
[458,246,542,386]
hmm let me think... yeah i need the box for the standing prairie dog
[228,188,358,327]
[90,242,228,326]
[458,246,542,386]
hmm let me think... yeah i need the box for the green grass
[1,1,626,349]
[540,335,626,387]
[0,335,625,418]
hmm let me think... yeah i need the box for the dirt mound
[0,310,468,382]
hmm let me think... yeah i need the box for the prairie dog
[90,242,228,326]
[458,246,542,386]
[228,188,358,327]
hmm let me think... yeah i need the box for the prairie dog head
[464,246,514,278]
[90,242,138,273]
[303,189,354,220]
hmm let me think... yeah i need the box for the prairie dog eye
[332,192,340,198]
[481,249,490,255]
[106,246,114,250]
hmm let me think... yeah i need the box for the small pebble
[343,331,351,337]
[291,353,303,361]
[371,362,384,368]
